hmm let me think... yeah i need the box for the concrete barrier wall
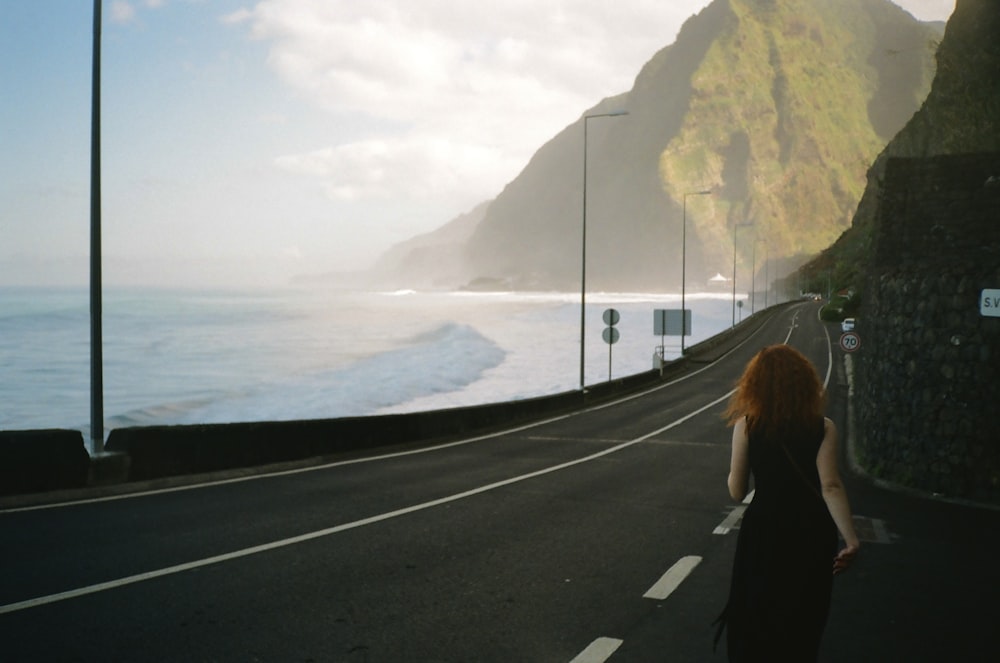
[2,302,785,495]
[105,308,777,484]
[0,429,90,496]
[105,369,666,482]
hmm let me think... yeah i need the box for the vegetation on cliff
[797,0,1000,298]
[373,0,941,292]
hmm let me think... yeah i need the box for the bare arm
[728,417,750,501]
[816,418,860,573]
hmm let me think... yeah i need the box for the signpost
[653,308,690,368]
[654,309,691,336]
[602,308,620,382]
[839,331,861,353]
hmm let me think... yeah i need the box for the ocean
[0,286,745,448]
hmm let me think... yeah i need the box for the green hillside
[798,0,1000,297]
[660,0,937,276]
[373,0,941,292]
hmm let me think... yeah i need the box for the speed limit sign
[839,331,861,352]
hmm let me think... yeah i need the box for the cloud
[228,0,692,204]
[110,0,168,25]
[280,245,304,260]
[276,136,521,202]
[895,0,955,21]
[110,1,137,23]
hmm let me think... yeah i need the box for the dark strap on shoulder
[781,443,824,501]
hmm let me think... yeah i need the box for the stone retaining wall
[858,153,1000,503]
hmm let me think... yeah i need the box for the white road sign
[839,331,861,353]
[981,289,1000,317]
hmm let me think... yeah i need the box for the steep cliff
[800,0,1000,292]
[376,0,940,291]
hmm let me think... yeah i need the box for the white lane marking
[2,307,807,614]
[713,490,754,534]
[643,555,702,600]
[570,637,623,663]
[851,515,893,544]
[1,388,739,615]
[3,302,795,514]
[871,517,891,544]
[713,506,745,535]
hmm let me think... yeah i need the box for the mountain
[798,0,1000,292]
[374,0,941,292]
[368,200,492,289]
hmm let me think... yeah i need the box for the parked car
[841,317,856,332]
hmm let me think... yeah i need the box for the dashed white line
[0,388,736,616]
[3,308,802,621]
[643,555,702,600]
[570,637,623,663]
[713,490,754,534]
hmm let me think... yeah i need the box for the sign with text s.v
[982,289,1000,317]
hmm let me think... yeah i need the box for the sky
[1,0,956,289]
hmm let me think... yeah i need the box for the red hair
[724,344,826,439]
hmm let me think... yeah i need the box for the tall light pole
[732,221,753,326]
[90,0,104,453]
[752,237,766,314]
[681,190,711,354]
[763,241,770,309]
[580,110,627,390]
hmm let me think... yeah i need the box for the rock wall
[858,153,1000,503]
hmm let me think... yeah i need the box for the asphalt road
[2,301,998,662]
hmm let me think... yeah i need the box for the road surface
[2,301,997,661]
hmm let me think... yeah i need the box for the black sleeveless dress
[716,418,838,662]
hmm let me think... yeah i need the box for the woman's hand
[833,543,859,575]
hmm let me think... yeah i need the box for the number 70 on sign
[839,331,861,352]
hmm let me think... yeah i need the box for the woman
[715,344,860,661]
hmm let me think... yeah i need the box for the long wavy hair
[724,344,826,439]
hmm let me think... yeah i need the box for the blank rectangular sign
[654,308,691,336]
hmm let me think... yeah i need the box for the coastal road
[2,301,998,661]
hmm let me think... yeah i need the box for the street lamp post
[90,0,104,453]
[763,242,770,309]
[580,110,627,390]
[732,221,753,327]
[681,190,711,354]
[752,238,766,314]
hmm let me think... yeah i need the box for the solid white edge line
[643,555,702,601]
[4,302,800,514]
[569,637,624,663]
[0,388,736,616]
[1,305,809,614]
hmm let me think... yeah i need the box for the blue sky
[1,0,955,288]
